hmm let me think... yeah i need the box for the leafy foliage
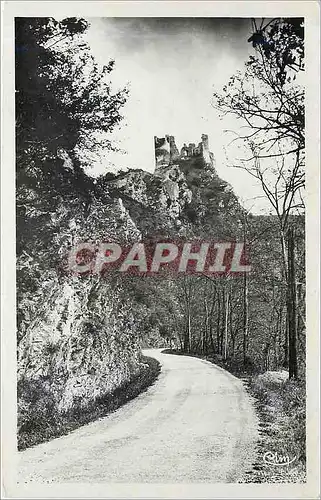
[16,18,127,164]
[16,17,305,467]
[213,18,305,226]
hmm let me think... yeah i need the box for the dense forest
[16,17,305,481]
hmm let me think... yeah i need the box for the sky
[84,17,272,213]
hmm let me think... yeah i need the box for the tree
[16,17,127,178]
[213,18,304,209]
[15,17,129,341]
[212,18,305,378]
[16,17,129,264]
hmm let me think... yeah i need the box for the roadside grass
[18,355,161,451]
[241,375,306,483]
[162,348,306,483]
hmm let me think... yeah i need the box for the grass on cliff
[163,348,306,483]
[18,355,161,451]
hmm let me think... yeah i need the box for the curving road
[18,349,259,483]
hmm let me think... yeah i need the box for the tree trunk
[283,314,289,368]
[287,227,298,379]
[229,304,234,356]
[264,343,270,371]
[185,309,191,352]
[223,289,230,361]
[217,292,221,354]
[203,299,209,354]
[182,278,192,352]
[242,216,249,365]
[243,270,249,365]
[279,228,290,368]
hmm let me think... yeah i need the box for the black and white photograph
[1,1,320,498]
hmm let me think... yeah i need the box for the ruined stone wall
[154,135,180,167]
[154,136,171,166]
[200,134,211,165]
[155,134,213,168]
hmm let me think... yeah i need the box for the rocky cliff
[17,148,245,448]
[97,151,242,240]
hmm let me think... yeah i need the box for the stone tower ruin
[154,134,213,169]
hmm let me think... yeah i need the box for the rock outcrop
[17,143,244,448]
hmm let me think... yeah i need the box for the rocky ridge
[17,144,245,448]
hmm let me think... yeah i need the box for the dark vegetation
[244,375,306,483]
[16,16,306,482]
[162,349,306,483]
[213,18,305,380]
[15,17,159,451]
[18,355,161,450]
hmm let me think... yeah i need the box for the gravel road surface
[18,349,259,483]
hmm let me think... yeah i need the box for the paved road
[18,349,259,483]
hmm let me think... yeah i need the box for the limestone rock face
[18,276,143,415]
[17,187,145,438]
[156,165,192,219]
[96,165,191,235]
[97,154,240,240]
[17,147,243,444]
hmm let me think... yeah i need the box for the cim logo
[263,451,297,467]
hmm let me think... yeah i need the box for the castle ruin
[154,134,212,169]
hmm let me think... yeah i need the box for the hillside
[96,146,244,240]
[17,140,250,448]
[14,16,307,484]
